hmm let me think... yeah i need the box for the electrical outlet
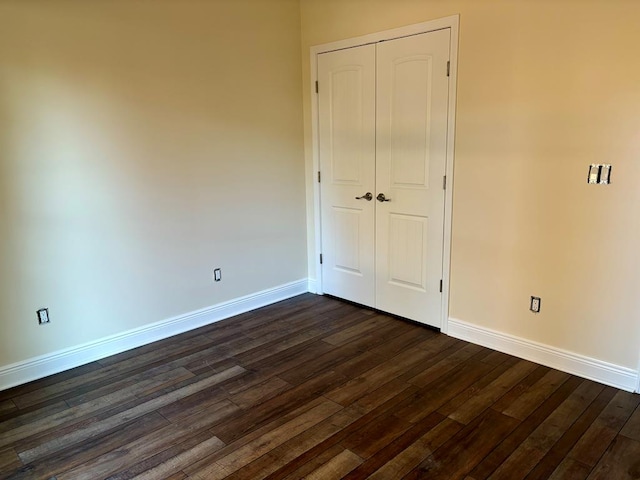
[213,268,222,282]
[37,308,50,324]
[530,296,541,313]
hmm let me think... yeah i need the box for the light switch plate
[587,164,612,185]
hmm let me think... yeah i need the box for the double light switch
[587,164,612,185]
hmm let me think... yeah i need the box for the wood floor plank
[407,342,486,388]
[0,362,103,404]
[0,367,194,450]
[436,356,520,419]
[278,343,370,386]
[163,398,240,429]
[394,356,496,424]
[11,335,215,410]
[324,345,449,406]
[304,449,363,480]
[468,375,584,480]
[567,390,640,468]
[0,401,16,417]
[186,396,329,479]
[10,372,232,459]
[17,365,246,464]
[242,310,329,341]
[186,400,342,479]
[367,326,437,359]
[339,412,451,479]
[228,376,291,409]
[151,348,238,380]
[156,387,230,423]
[58,429,216,480]
[342,413,412,459]
[524,385,617,480]
[489,364,551,413]
[548,457,592,480]
[500,369,571,420]
[412,331,460,352]
[0,447,21,475]
[219,408,361,480]
[366,418,462,480]
[481,350,512,367]
[115,435,226,480]
[209,369,349,445]
[278,444,345,480]
[322,314,394,347]
[586,435,640,480]
[64,362,199,407]
[488,380,604,480]
[0,294,637,480]
[0,401,69,435]
[448,359,539,425]
[329,316,415,353]
[243,337,337,378]
[351,379,416,414]
[159,472,188,480]
[620,404,640,441]
[262,381,423,480]
[405,409,519,480]
[330,350,389,383]
[233,324,335,366]
[194,295,334,344]
[3,412,169,480]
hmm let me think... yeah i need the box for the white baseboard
[0,279,309,392]
[307,278,318,294]
[448,317,638,393]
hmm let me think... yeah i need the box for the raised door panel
[332,207,363,274]
[389,55,433,189]
[330,67,364,185]
[388,214,428,291]
[318,45,376,307]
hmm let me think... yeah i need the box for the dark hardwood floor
[0,293,639,479]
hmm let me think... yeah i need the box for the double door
[318,29,450,328]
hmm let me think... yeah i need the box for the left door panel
[318,45,376,307]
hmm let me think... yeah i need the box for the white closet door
[318,44,376,307]
[375,30,450,326]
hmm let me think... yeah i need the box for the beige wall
[1,0,638,378]
[0,0,306,367]
[301,0,640,369]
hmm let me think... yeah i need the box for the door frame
[309,15,460,333]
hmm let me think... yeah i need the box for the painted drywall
[0,0,306,367]
[301,0,640,369]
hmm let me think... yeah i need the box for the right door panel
[375,29,451,326]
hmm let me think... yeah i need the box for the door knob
[376,193,391,202]
[355,192,373,201]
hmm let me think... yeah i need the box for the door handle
[376,193,391,202]
[355,192,373,201]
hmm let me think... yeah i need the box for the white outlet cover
[38,309,49,323]
[530,297,541,313]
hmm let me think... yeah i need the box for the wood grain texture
[0,293,637,479]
